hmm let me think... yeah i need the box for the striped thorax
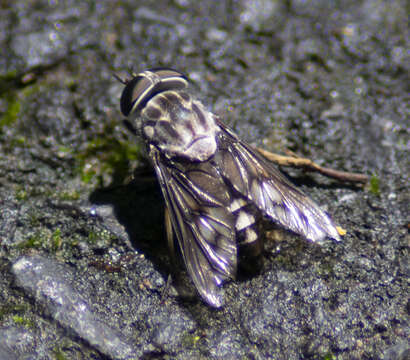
[121,69,218,161]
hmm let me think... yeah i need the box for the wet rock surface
[0,1,408,359]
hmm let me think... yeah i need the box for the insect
[119,68,341,307]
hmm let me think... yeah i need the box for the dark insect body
[119,68,340,307]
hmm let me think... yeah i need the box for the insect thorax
[138,90,219,162]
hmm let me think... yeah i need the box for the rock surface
[0,1,408,359]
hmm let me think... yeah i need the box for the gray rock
[0,0,408,359]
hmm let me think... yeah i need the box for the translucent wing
[215,122,341,243]
[149,146,237,307]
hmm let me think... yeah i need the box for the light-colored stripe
[242,228,258,244]
[228,198,247,212]
[236,210,255,231]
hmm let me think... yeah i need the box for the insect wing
[149,147,237,307]
[215,122,341,243]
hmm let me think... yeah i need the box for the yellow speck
[336,226,347,236]
[341,24,355,37]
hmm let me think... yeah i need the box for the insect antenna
[113,73,128,85]
[113,65,136,84]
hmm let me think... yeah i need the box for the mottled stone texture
[0,1,408,359]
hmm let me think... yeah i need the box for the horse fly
[119,68,340,307]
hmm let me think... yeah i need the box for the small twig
[257,148,368,184]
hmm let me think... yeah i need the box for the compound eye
[120,68,189,117]
[120,76,151,117]
[149,68,188,94]
[152,68,184,79]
